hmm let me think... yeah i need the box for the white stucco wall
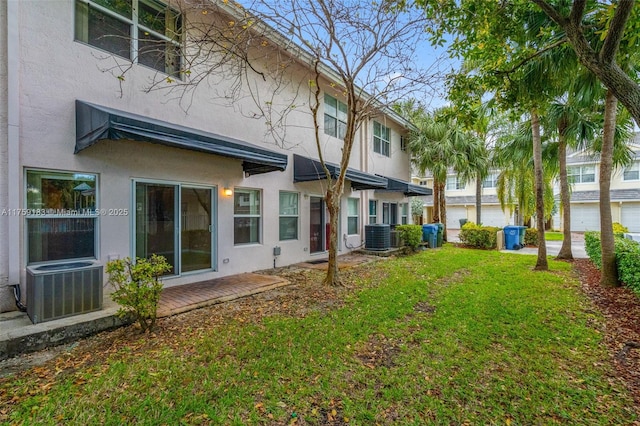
[1,0,413,311]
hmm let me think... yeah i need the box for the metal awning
[75,100,288,175]
[293,154,387,190]
[376,175,433,196]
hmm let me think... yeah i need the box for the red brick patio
[156,273,289,318]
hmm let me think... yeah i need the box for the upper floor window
[234,189,261,245]
[26,170,98,264]
[400,135,407,152]
[483,172,499,189]
[324,94,347,139]
[568,165,596,184]
[623,162,640,181]
[446,176,464,191]
[279,191,299,241]
[75,0,182,76]
[373,121,390,157]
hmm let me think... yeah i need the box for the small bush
[615,238,640,293]
[107,254,172,332]
[459,223,500,249]
[613,222,629,238]
[396,224,423,251]
[584,231,602,268]
[525,228,538,246]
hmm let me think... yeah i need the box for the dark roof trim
[293,154,387,190]
[75,100,288,175]
[376,175,432,196]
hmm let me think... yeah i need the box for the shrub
[615,238,640,293]
[613,222,629,238]
[459,223,500,249]
[584,231,602,268]
[525,228,538,246]
[107,254,172,332]
[583,232,640,292]
[396,224,423,251]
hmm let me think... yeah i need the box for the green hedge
[584,231,640,292]
[524,228,538,246]
[584,231,602,268]
[459,222,500,249]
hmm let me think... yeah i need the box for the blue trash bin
[504,225,521,250]
[422,224,438,248]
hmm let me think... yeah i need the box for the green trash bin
[432,223,444,247]
[518,226,527,247]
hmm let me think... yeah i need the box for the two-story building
[413,133,640,233]
[552,135,640,232]
[0,0,429,314]
[413,173,515,230]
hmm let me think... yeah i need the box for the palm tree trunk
[432,180,440,223]
[475,175,482,224]
[439,181,447,241]
[531,109,548,270]
[600,90,618,286]
[557,133,573,259]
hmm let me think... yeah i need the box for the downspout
[7,0,21,302]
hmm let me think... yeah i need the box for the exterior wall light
[223,188,233,196]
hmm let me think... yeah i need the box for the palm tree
[409,109,472,238]
[493,121,556,227]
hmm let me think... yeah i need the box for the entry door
[310,196,328,253]
[181,187,212,272]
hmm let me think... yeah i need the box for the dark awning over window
[376,175,433,196]
[293,154,387,190]
[75,100,288,175]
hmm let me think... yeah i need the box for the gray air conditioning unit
[365,224,391,251]
[26,261,103,324]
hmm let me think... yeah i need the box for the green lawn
[1,246,635,425]
[545,231,564,241]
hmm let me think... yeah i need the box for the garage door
[480,206,509,227]
[446,206,467,229]
[571,203,600,232]
[621,203,640,232]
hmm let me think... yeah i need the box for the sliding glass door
[135,182,214,275]
[181,187,212,272]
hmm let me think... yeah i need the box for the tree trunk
[600,90,619,287]
[324,184,342,286]
[531,109,548,270]
[556,132,573,260]
[475,175,482,224]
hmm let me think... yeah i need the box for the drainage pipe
[7,0,21,288]
[11,284,26,312]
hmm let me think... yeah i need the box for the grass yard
[1,246,636,425]
[545,231,564,241]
